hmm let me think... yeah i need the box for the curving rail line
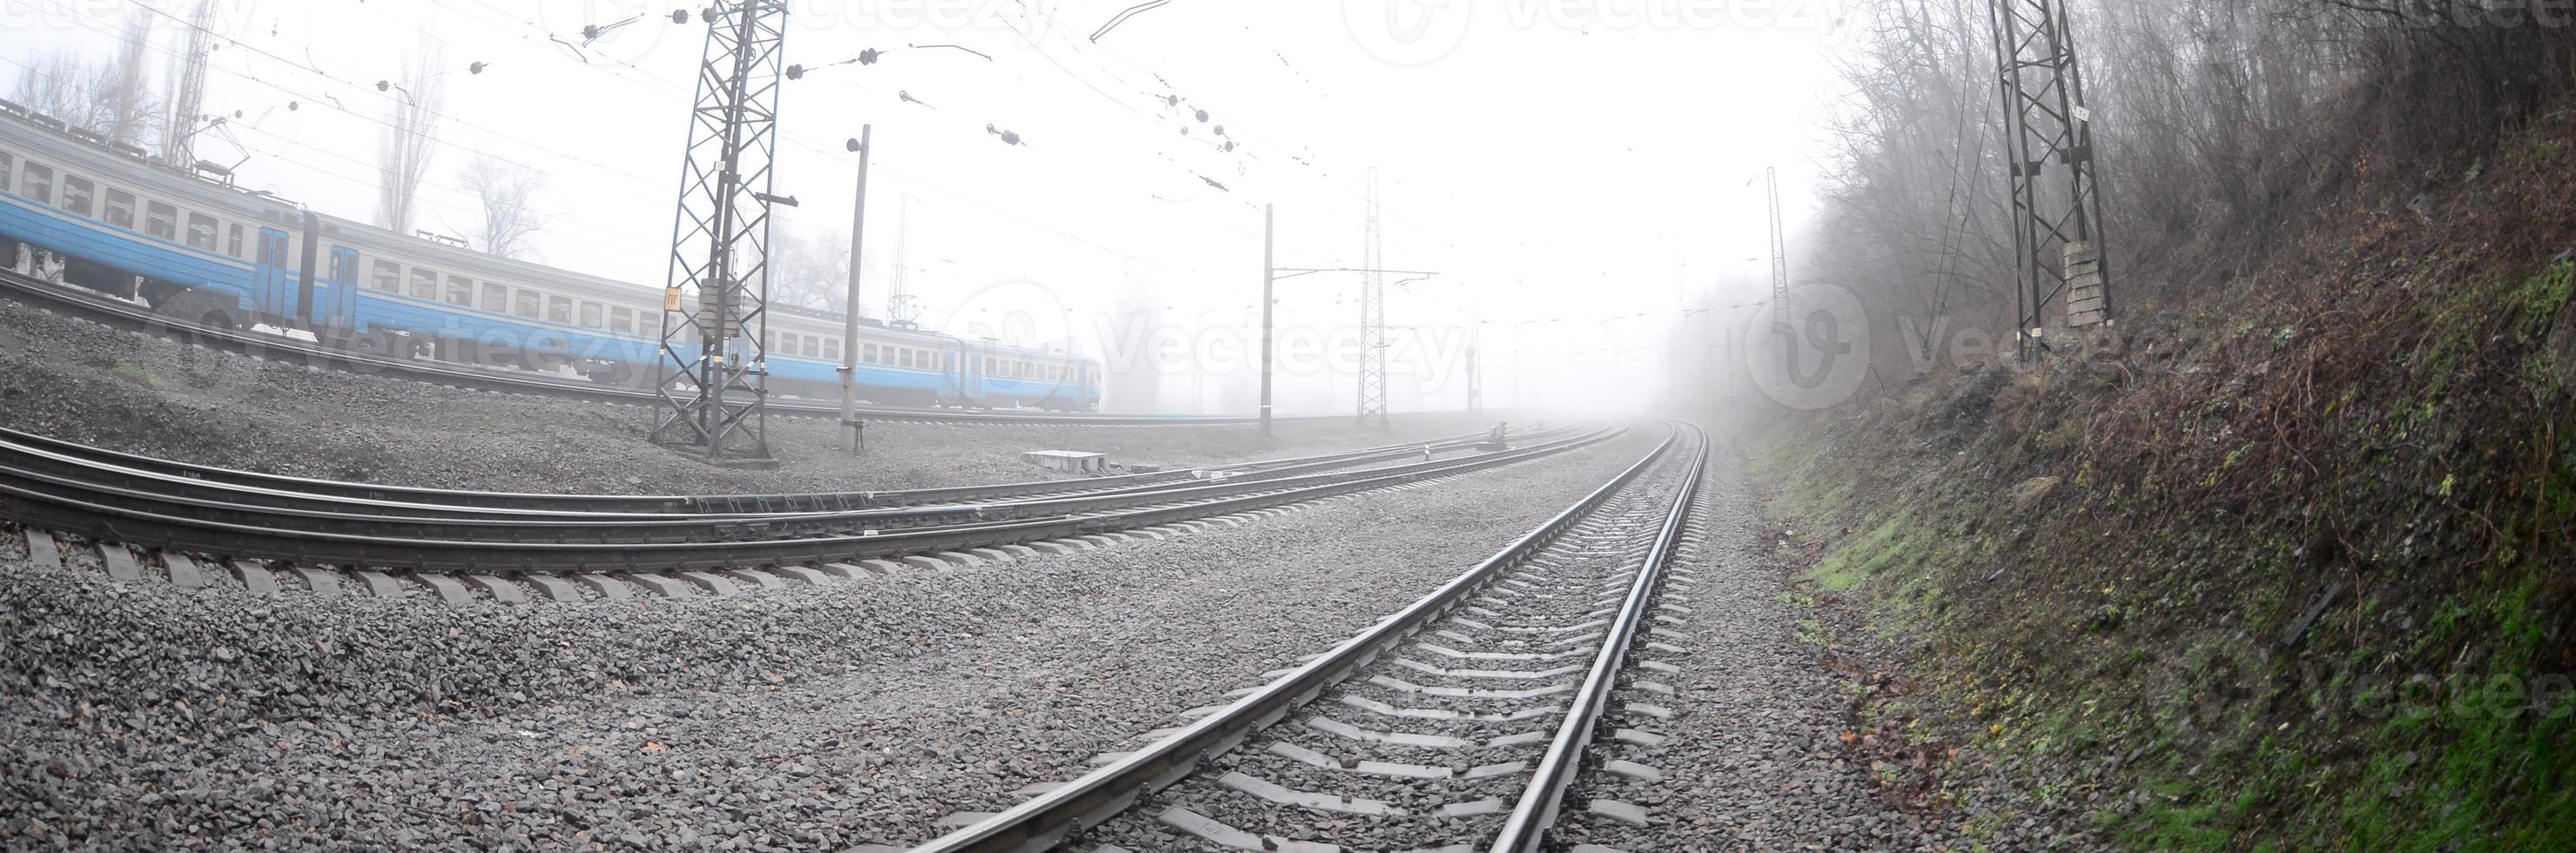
[0,426,1628,578]
[897,422,1709,853]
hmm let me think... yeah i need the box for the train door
[252,227,292,321]
[938,340,965,405]
[964,346,988,407]
[318,245,359,333]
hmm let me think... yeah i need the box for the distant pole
[1260,203,1275,436]
[837,124,872,453]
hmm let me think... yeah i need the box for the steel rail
[1489,422,1707,852]
[0,269,1456,426]
[0,423,1556,514]
[0,427,1627,573]
[0,428,1611,545]
[901,423,1692,853]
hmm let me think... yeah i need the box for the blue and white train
[0,101,1102,411]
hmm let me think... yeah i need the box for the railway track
[0,424,1557,515]
[0,269,1423,427]
[893,422,1711,853]
[0,424,1624,603]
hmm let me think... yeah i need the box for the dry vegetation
[1746,2,2576,850]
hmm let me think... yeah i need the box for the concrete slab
[817,562,871,579]
[232,561,282,595]
[1028,541,1079,555]
[524,574,586,602]
[724,568,789,590]
[414,574,475,605]
[965,547,1011,563]
[676,571,740,596]
[1587,799,1651,826]
[351,570,405,599]
[858,558,907,575]
[577,574,633,600]
[98,544,147,581]
[1077,535,1120,547]
[1612,728,1667,749]
[998,544,1040,559]
[933,550,987,568]
[1603,759,1665,782]
[900,554,952,571]
[466,574,527,603]
[162,552,207,589]
[771,565,832,584]
[20,529,63,569]
[288,567,344,599]
[621,574,692,598]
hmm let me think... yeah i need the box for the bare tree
[9,9,162,149]
[763,225,856,312]
[458,156,548,259]
[376,39,447,235]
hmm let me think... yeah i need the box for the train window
[898,349,912,368]
[610,306,634,334]
[61,175,94,217]
[0,151,10,192]
[372,259,401,292]
[513,289,540,319]
[579,301,602,328]
[408,268,436,299]
[443,274,469,305]
[226,223,245,257]
[547,295,571,324]
[22,162,50,204]
[326,249,351,285]
[185,212,217,251]
[862,343,878,363]
[145,201,178,240]
[823,338,840,360]
[102,188,133,228]
[478,281,505,312]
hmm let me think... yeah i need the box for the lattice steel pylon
[160,0,216,169]
[1987,0,2111,360]
[1356,167,1387,426]
[652,1,789,460]
[885,194,921,329]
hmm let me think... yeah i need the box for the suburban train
[0,101,1103,411]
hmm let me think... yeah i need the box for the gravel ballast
[0,296,1515,494]
[1545,440,2101,852]
[0,429,1657,851]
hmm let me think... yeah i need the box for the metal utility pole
[1357,167,1388,426]
[837,125,871,454]
[1766,166,1790,319]
[651,0,790,461]
[1987,0,2111,360]
[1260,203,1275,435]
[161,0,216,169]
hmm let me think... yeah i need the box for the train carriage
[0,101,1103,412]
